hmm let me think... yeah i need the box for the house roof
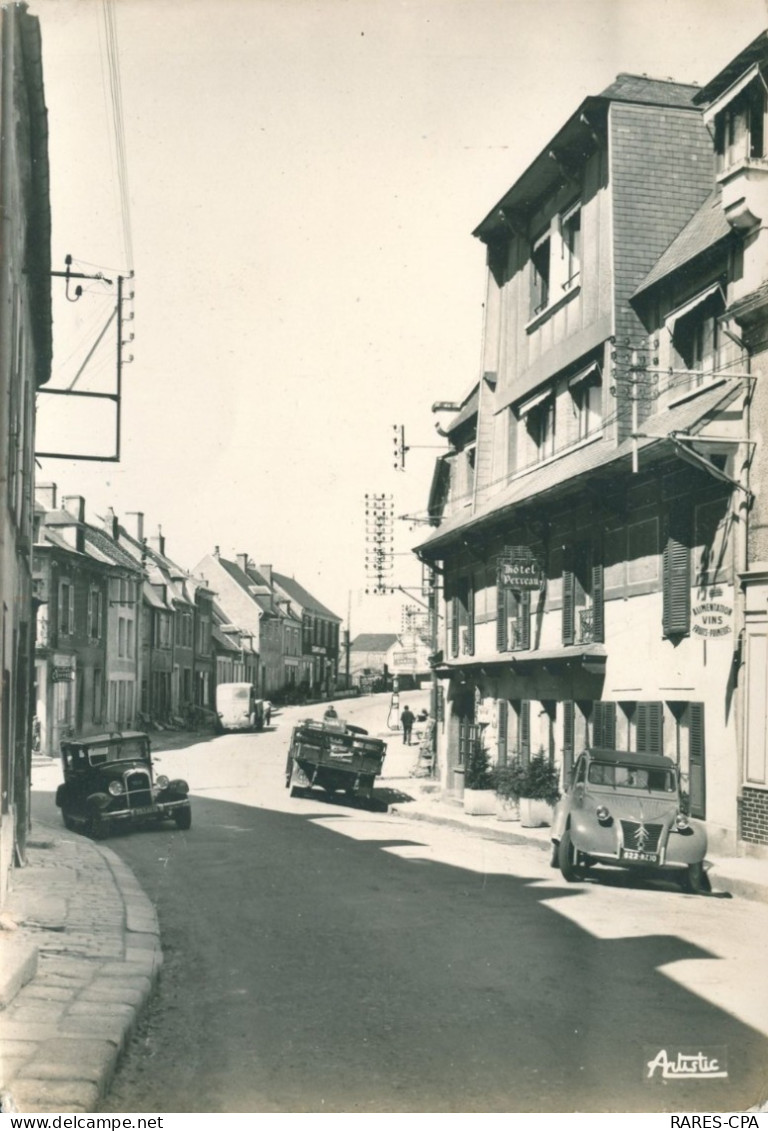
[693,31,768,106]
[83,526,144,573]
[416,379,743,557]
[633,191,733,298]
[445,387,479,436]
[350,633,399,653]
[473,75,701,243]
[271,571,341,621]
[217,557,277,617]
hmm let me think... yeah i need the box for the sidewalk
[378,740,768,906]
[0,823,162,1114]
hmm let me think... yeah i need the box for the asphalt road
[31,695,768,1113]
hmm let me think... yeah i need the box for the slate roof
[271,571,341,621]
[598,73,700,108]
[83,526,144,572]
[350,634,399,653]
[693,31,768,106]
[634,191,733,298]
[217,557,277,617]
[416,379,743,556]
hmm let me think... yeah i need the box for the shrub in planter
[516,750,561,827]
[463,739,496,815]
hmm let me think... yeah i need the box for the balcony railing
[577,607,595,645]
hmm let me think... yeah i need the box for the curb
[0,829,162,1114]
[389,800,768,904]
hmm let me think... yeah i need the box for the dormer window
[560,202,581,292]
[531,232,550,313]
[529,201,582,319]
[713,73,766,172]
[666,284,741,394]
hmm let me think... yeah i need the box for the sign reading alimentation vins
[692,587,733,639]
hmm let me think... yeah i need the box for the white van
[215,683,264,733]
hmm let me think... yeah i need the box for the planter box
[519,797,553,828]
[463,788,497,816]
[495,795,519,822]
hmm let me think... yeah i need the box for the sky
[31,0,768,634]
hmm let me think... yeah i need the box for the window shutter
[496,583,508,652]
[591,562,604,643]
[520,700,531,764]
[637,701,663,754]
[450,595,459,658]
[497,699,508,765]
[663,517,691,637]
[466,581,475,656]
[562,563,575,645]
[519,589,531,650]
[68,584,75,635]
[689,702,706,819]
[563,700,575,783]
[593,701,616,749]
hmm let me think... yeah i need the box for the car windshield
[587,761,676,792]
[87,738,149,766]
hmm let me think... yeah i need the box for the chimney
[259,564,273,587]
[214,546,220,558]
[61,495,85,523]
[61,495,86,553]
[127,511,144,542]
[149,524,166,558]
[104,506,120,541]
[237,553,249,574]
[35,482,57,510]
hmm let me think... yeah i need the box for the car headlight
[595,805,610,822]
[675,812,689,830]
[156,774,170,789]
[108,780,124,797]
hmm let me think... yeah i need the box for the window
[715,77,766,171]
[526,396,556,461]
[592,701,617,749]
[59,581,75,637]
[636,702,664,755]
[570,368,602,440]
[496,586,531,652]
[88,588,103,640]
[561,203,581,292]
[155,612,171,650]
[531,232,550,313]
[562,541,604,646]
[118,617,127,658]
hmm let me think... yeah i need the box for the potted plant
[463,738,497,816]
[516,750,561,828]
[492,760,525,821]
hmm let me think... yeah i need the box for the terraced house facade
[417,56,768,855]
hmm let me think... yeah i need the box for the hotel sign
[497,548,544,591]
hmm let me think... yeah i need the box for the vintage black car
[55,731,191,839]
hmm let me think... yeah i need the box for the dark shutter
[450,595,459,658]
[636,702,663,754]
[496,581,508,652]
[562,561,575,645]
[563,700,575,783]
[497,699,508,765]
[465,580,475,656]
[519,700,531,765]
[689,702,706,819]
[591,562,604,643]
[593,701,616,749]
[663,516,691,637]
[519,589,531,650]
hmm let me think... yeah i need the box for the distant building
[269,570,342,695]
[348,634,400,688]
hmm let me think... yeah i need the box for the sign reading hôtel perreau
[497,548,544,591]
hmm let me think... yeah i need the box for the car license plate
[132,805,157,818]
[621,848,659,864]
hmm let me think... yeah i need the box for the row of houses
[33,486,343,757]
[416,33,768,854]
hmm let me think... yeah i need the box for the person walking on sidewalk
[400,705,415,745]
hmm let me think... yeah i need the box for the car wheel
[174,807,192,831]
[558,829,585,882]
[682,862,711,894]
[549,842,559,868]
[86,816,108,840]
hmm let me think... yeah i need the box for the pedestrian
[324,705,338,719]
[400,705,415,745]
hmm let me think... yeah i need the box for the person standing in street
[400,705,415,745]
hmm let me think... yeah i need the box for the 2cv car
[55,731,191,839]
[550,747,709,893]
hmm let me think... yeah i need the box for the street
[31,693,768,1113]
